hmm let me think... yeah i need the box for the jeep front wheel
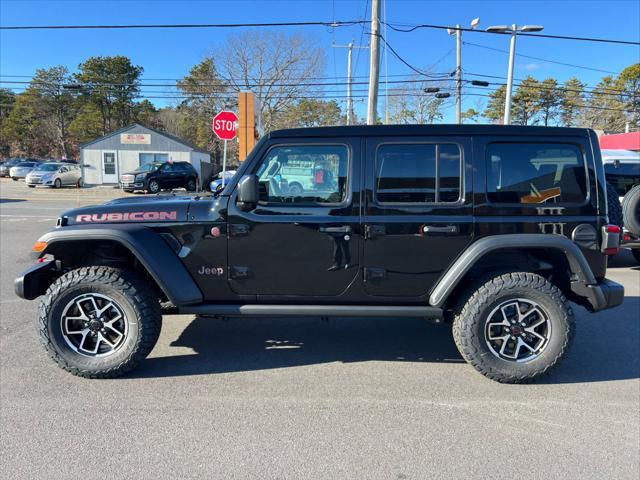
[452,272,574,383]
[38,267,162,378]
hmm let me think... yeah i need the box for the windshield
[34,163,61,172]
[134,163,160,172]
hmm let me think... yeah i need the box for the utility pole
[367,0,381,125]
[455,25,462,124]
[487,23,544,125]
[333,41,368,125]
[448,18,479,124]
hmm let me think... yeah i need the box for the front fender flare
[38,225,203,306]
[429,234,598,308]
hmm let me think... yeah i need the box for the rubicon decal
[75,211,178,222]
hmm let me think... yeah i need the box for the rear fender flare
[429,234,597,307]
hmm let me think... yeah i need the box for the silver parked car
[25,162,82,188]
[9,161,40,180]
[0,158,23,177]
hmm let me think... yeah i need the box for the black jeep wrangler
[15,125,624,383]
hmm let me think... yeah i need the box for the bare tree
[387,75,448,124]
[215,30,326,130]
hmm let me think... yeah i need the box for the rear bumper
[585,278,625,312]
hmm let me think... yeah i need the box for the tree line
[0,30,637,161]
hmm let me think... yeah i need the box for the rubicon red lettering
[75,211,177,223]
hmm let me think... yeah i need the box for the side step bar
[178,304,443,318]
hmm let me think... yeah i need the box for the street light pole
[487,23,544,125]
[504,24,518,125]
[367,0,381,125]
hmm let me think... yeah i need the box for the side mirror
[237,174,259,208]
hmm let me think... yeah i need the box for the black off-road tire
[452,272,574,384]
[631,249,640,264]
[606,181,623,229]
[622,184,640,235]
[38,266,162,378]
[186,177,197,192]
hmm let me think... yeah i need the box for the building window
[140,153,169,165]
[487,143,587,204]
[375,143,462,203]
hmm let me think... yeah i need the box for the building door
[102,152,118,183]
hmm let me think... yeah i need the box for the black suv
[15,125,624,383]
[119,161,198,193]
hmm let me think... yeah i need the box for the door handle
[422,225,458,234]
[320,226,352,234]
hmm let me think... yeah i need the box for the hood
[62,194,194,226]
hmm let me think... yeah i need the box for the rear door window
[374,143,462,203]
[487,143,587,204]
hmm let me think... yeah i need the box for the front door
[102,152,118,183]
[362,136,474,298]
[227,139,362,297]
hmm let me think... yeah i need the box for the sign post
[212,111,239,189]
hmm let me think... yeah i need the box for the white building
[80,123,211,185]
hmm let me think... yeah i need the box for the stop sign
[212,111,238,140]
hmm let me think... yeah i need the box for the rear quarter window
[486,143,588,205]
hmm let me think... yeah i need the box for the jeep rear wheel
[38,266,162,378]
[452,272,574,383]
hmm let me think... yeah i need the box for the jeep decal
[75,211,178,222]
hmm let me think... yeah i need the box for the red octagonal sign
[212,111,238,141]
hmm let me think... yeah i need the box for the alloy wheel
[484,298,551,363]
[60,293,128,357]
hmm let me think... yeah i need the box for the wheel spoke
[66,327,89,336]
[527,317,547,329]
[524,328,546,341]
[518,338,536,353]
[96,301,116,318]
[104,323,124,338]
[78,330,90,351]
[98,333,115,348]
[104,314,123,326]
[519,306,543,324]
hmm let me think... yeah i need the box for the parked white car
[25,162,82,188]
[9,161,40,180]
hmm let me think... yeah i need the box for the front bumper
[584,278,625,312]
[120,181,144,189]
[14,260,61,300]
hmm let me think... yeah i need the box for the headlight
[41,174,53,181]
[135,173,146,181]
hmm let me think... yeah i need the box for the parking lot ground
[1,192,639,479]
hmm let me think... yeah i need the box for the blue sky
[1,0,639,123]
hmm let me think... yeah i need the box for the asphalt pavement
[1,178,639,479]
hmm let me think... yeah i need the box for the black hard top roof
[269,124,592,138]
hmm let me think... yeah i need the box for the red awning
[599,132,640,151]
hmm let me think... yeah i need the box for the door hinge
[229,266,251,280]
[229,223,251,236]
[365,225,386,239]
[364,267,387,282]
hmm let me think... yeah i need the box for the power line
[463,41,622,75]
[383,21,640,46]
[0,20,368,31]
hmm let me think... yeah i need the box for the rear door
[227,138,362,297]
[362,136,474,298]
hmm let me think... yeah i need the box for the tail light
[602,224,621,255]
